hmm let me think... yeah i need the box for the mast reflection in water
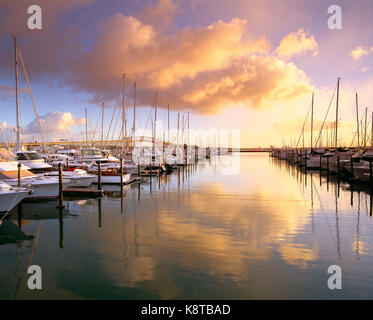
[1,153,373,299]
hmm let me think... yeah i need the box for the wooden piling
[120,158,123,185]
[57,163,65,209]
[97,161,102,190]
[66,158,69,170]
[319,154,322,171]
[369,161,373,193]
[350,159,354,178]
[17,162,21,187]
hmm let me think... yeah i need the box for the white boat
[0,181,30,213]
[44,169,96,187]
[16,150,54,173]
[78,148,119,165]
[97,173,132,184]
[45,153,72,166]
[88,163,132,184]
[0,161,71,199]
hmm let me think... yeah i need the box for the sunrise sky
[0,0,373,147]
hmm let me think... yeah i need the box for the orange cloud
[69,12,312,113]
[350,46,371,60]
[276,28,319,59]
[0,0,315,115]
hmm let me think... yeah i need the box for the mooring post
[98,161,102,190]
[57,163,65,209]
[17,162,21,188]
[120,158,123,185]
[319,154,322,171]
[369,161,373,194]
[66,158,69,170]
[350,159,354,179]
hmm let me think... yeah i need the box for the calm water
[1,153,373,299]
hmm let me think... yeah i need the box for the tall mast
[85,107,88,144]
[12,34,20,150]
[364,107,367,147]
[101,102,104,143]
[356,93,360,150]
[311,92,314,150]
[167,104,170,144]
[17,40,49,154]
[187,112,190,165]
[133,82,136,150]
[187,112,190,146]
[177,112,180,146]
[122,73,126,155]
[335,77,340,148]
[371,112,373,147]
[153,91,158,162]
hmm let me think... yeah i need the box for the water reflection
[2,154,373,299]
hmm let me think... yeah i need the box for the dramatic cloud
[350,46,371,60]
[275,28,318,60]
[24,111,85,134]
[68,12,313,113]
[0,0,314,115]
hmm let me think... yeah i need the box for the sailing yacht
[0,181,30,213]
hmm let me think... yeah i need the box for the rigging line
[295,99,313,148]
[17,45,49,154]
[110,105,121,141]
[314,83,338,148]
[350,130,357,148]
[103,105,117,148]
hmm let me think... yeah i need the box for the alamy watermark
[328,5,342,30]
[27,265,42,290]
[327,265,342,290]
[27,5,42,30]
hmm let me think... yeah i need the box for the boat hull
[92,174,132,184]
[0,189,29,213]
[5,178,71,199]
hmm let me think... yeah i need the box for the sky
[0,0,373,148]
